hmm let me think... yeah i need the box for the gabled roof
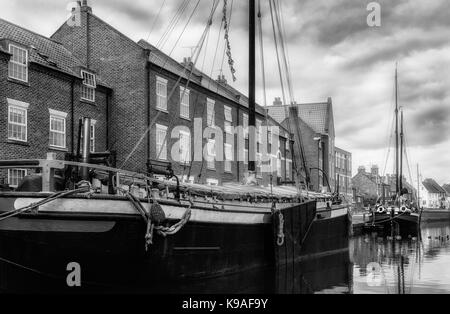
[442,184,450,196]
[423,178,446,194]
[266,101,333,135]
[138,39,267,116]
[0,18,83,77]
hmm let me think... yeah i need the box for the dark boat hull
[365,212,420,237]
[0,197,349,293]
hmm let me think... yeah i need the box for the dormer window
[8,44,28,82]
[81,70,96,102]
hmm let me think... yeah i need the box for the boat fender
[376,206,386,214]
[399,206,410,213]
[150,203,166,224]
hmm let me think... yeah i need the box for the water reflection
[3,222,450,294]
[351,222,450,294]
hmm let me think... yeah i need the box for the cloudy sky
[2,0,449,184]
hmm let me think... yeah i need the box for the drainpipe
[144,49,151,172]
[71,78,75,155]
[81,117,91,180]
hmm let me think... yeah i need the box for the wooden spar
[248,0,256,172]
[417,164,420,208]
[395,65,399,197]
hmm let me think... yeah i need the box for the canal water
[300,221,450,294]
[350,221,450,294]
[2,222,450,294]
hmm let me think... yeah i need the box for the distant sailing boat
[367,65,420,237]
[0,0,350,293]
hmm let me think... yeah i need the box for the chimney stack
[80,0,92,13]
[371,165,379,177]
[358,166,366,174]
[273,97,282,106]
[182,57,193,68]
[217,74,227,85]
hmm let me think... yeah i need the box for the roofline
[51,12,144,52]
[0,18,64,46]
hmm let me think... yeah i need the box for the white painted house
[420,179,447,209]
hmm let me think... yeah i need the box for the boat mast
[248,0,256,173]
[400,109,404,194]
[417,164,420,208]
[395,65,399,198]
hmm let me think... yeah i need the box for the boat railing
[0,156,340,204]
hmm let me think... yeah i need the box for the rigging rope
[268,0,303,192]
[156,0,190,50]
[146,0,166,42]
[120,0,220,169]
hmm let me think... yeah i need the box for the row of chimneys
[358,165,379,176]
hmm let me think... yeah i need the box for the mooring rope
[0,186,90,222]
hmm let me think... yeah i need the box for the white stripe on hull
[13,198,348,225]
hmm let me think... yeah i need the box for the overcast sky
[2,0,449,185]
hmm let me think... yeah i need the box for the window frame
[206,98,215,127]
[49,109,67,149]
[80,70,96,102]
[179,86,190,119]
[8,44,28,83]
[7,168,27,188]
[155,124,168,161]
[7,99,29,142]
[179,130,191,163]
[207,138,216,170]
[224,143,233,173]
[243,113,249,139]
[156,76,168,112]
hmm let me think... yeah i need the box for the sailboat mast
[248,0,256,173]
[400,109,404,194]
[395,65,399,196]
[417,164,420,208]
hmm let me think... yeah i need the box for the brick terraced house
[0,1,294,188]
[0,17,111,187]
[266,97,336,193]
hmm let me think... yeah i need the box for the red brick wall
[51,10,290,187]
[52,11,148,173]
[0,53,108,185]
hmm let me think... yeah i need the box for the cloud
[0,0,449,184]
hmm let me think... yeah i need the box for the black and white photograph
[0,0,449,299]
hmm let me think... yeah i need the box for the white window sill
[156,107,169,114]
[80,99,96,105]
[49,146,68,152]
[180,116,191,121]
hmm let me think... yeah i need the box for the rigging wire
[168,0,202,58]
[154,0,221,162]
[121,0,220,169]
[268,0,303,190]
[273,0,294,102]
[146,0,166,42]
[156,0,190,50]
